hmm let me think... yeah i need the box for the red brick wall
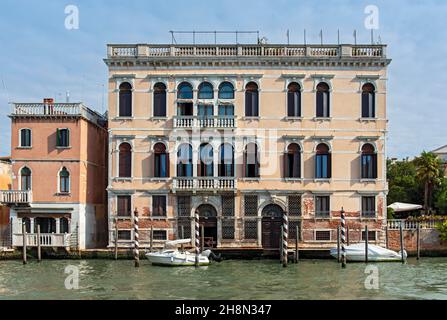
[388,229,447,253]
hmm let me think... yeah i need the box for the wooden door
[262,217,282,249]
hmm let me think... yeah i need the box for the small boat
[145,239,221,267]
[330,243,407,262]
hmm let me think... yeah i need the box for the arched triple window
[118,143,132,178]
[177,82,193,116]
[287,82,301,117]
[361,143,377,179]
[219,144,234,177]
[244,143,260,178]
[59,167,70,193]
[198,82,214,99]
[245,82,259,117]
[219,82,234,99]
[198,143,214,177]
[177,143,193,177]
[285,143,301,178]
[20,128,31,147]
[361,83,375,118]
[154,143,169,178]
[119,82,132,117]
[153,83,167,117]
[316,82,330,118]
[20,167,31,191]
[315,143,331,179]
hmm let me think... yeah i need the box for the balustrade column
[30,218,35,234]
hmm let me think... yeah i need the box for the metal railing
[0,190,32,204]
[108,44,387,59]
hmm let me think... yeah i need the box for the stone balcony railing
[173,116,236,129]
[387,219,443,230]
[13,233,71,248]
[0,190,32,205]
[107,44,386,59]
[173,177,237,192]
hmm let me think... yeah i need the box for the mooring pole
[365,225,369,263]
[416,222,421,260]
[22,222,27,265]
[340,208,347,268]
[295,224,299,263]
[280,228,283,264]
[400,221,405,264]
[114,218,118,260]
[195,211,200,267]
[282,213,288,267]
[180,225,185,251]
[201,224,205,251]
[37,224,41,262]
[385,225,389,249]
[133,209,140,268]
[346,225,350,246]
[150,225,153,253]
[337,225,341,263]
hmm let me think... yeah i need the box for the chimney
[43,98,54,104]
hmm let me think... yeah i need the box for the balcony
[173,177,237,192]
[174,116,236,129]
[13,233,71,248]
[0,190,32,206]
[107,44,386,59]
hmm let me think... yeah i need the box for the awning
[387,202,423,212]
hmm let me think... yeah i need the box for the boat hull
[145,251,210,266]
[330,243,407,262]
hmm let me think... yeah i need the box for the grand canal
[0,258,446,300]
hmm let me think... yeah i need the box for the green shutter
[56,129,60,146]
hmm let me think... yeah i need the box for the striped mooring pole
[134,208,140,268]
[340,207,347,268]
[282,212,288,267]
[195,210,200,267]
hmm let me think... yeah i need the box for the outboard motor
[202,249,223,262]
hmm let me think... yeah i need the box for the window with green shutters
[56,128,70,147]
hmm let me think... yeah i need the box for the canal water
[0,258,446,300]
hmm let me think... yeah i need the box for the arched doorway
[196,204,218,248]
[261,204,284,249]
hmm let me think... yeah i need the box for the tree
[414,151,444,214]
[387,159,421,205]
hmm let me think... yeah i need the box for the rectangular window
[244,219,258,240]
[315,230,331,241]
[315,196,330,218]
[287,91,301,117]
[361,154,377,179]
[289,220,301,240]
[56,128,70,147]
[20,129,31,147]
[177,218,191,239]
[362,196,376,218]
[361,231,376,241]
[177,103,193,116]
[153,91,166,117]
[218,105,234,116]
[152,195,167,217]
[316,154,331,178]
[153,230,167,240]
[117,195,131,217]
[244,195,258,216]
[118,230,131,240]
[222,195,235,216]
[288,195,302,216]
[177,196,191,217]
[222,219,235,240]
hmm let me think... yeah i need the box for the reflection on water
[0,258,446,300]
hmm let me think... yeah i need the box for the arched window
[59,167,70,193]
[153,83,167,117]
[177,82,193,99]
[154,143,169,178]
[361,143,377,179]
[315,143,331,179]
[118,143,132,178]
[198,82,214,99]
[20,128,31,147]
[198,143,213,177]
[177,82,193,116]
[287,82,301,117]
[316,82,330,118]
[20,167,31,191]
[119,82,132,117]
[219,144,234,177]
[60,217,69,233]
[244,143,260,178]
[177,144,193,177]
[362,83,375,118]
[245,82,259,117]
[285,143,301,178]
[219,82,234,99]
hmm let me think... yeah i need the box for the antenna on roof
[168,30,260,44]
[66,91,70,103]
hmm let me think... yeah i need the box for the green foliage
[436,220,447,241]
[387,207,395,220]
[387,159,421,205]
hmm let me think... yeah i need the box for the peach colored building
[105,43,391,252]
[0,100,108,249]
[0,157,12,247]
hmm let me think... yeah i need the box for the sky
[0,0,446,159]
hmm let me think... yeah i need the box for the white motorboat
[330,243,407,262]
[145,239,212,266]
